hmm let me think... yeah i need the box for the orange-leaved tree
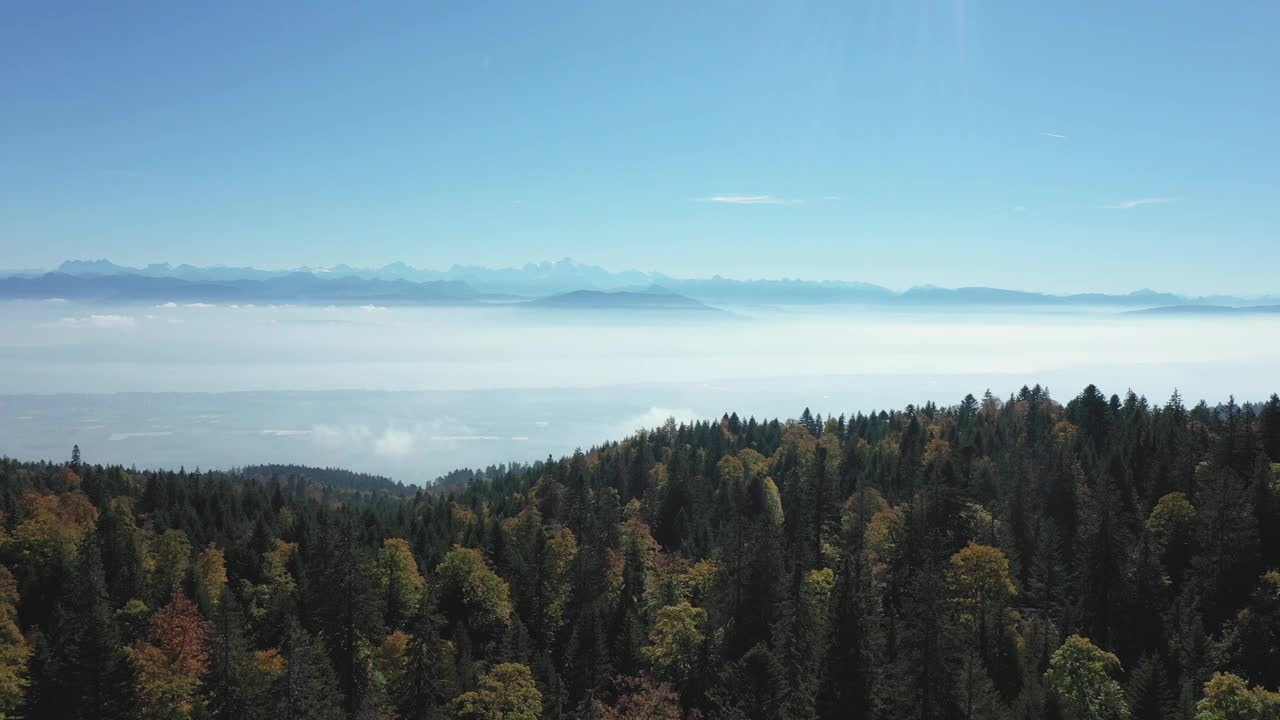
[127,591,209,720]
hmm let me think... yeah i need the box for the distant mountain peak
[57,259,136,276]
[22,258,1270,308]
[524,288,716,312]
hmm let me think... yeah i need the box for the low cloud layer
[54,314,138,329]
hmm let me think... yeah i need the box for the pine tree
[1073,461,1133,654]
[1192,463,1258,626]
[205,590,268,720]
[815,549,874,719]
[393,610,457,720]
[1261,394,1280,461]
[1126,653,1176,720]
[315,515,382,715]
[271,625,343,720]
[29,537,136,720]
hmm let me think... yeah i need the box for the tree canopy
[0,384,1277,719]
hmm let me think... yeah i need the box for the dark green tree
[270,625,343,720]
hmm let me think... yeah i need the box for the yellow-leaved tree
[377,538,425,630]
[453,663,542,720]
[434,546,511,635]
[644,601,707,687]
[947,542,1017,720]
[0,566,29,719]
[1045,635,1128,720]
[193,543,227,611]
[1194,672,1280,720]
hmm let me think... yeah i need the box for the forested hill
[0,386,1279,720]
[237,464,415,497]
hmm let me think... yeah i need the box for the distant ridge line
[0,258,1274,308]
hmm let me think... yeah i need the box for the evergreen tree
[1,385,1278,720]
[393,610,457,720]
[28,537,136,720]
[270,625,343,720]
[205,591,269,720]
[315,515,383,715]
[1261,394,1280,461]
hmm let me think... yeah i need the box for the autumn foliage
[127,591,208,720]
[0,386,1275,719]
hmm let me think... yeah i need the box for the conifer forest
[1,385,1279,720]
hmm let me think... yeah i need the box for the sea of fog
[2,300,1277,483]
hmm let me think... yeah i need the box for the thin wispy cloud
[50,314,138,329]
[1104,196,1178,210]
[1040,132,1067,139]
[697,195,798,205]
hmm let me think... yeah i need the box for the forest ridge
[0,385,1278,719]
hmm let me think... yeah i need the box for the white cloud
[1104,196,1178,210]
[375,428,416,457]
[54,314,138,329]
[184,302,215,308]
[311,423,373,450]
[92,314,138,328]
[155,302,178,308]
[1040,132,1067,139]
[109,430,173,441]
[310,422,504,459]
[697,195,792,205]
[301,417,516,460]
[616,407,700,437]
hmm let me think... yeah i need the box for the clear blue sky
[2,1,1277,294]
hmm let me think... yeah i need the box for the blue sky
[2,1,1277,294]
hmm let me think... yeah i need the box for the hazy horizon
[8,256,1279,301]
[5,299,1277,482]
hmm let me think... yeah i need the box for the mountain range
[523,288,720,312]
[1,258,1276,309]
[1129,304,1280,315]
